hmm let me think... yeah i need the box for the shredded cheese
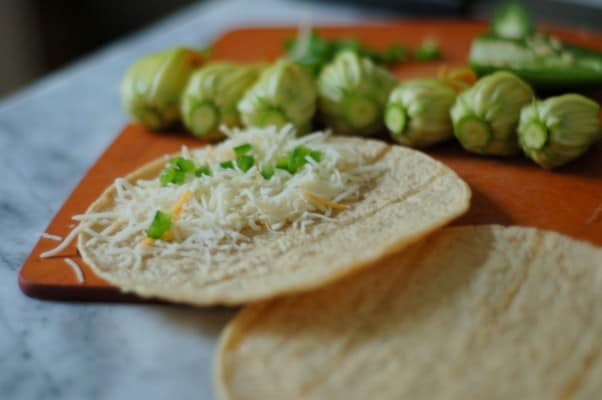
[586,204,602,225]
[171,189,192,221]
[43,125,386,265]
[140,237,154,246]
[64,257,85,283]
[41,232,63,241]
[40,225,83,258]
[301,192,347,210]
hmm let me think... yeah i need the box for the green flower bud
[451,71,534,156]
[518,94,600,168]
[181,63,263,140]
[237,58,317,133]
[318,51,397,136]
[121,48,202,130]
[385,79,457,148]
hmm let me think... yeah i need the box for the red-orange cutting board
[19,21,602,301]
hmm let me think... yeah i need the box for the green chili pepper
[233,143,253,157]
[220,160,235,169]
[469,1,602,89]
[159,167,176,187]
[147,211,172,239]
[236,155,255,172]
[273,146,322,174]
[170,157,195,173]
[159,167,187,186]
[289,146,308,173]
[276,157,290,172]
[194,165,212,177]
[259,164,274,180]
[289,146,321,173]
[160,157,196,186]
[309,150,322,162]
[469,34,602,89]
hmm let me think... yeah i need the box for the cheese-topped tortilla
[72,125,470,305]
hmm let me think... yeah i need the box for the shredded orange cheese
[171,189,192,221]
[140,237,155,246]
[301,192,347,210]
[586,204,602,225]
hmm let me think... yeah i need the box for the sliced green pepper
[170,157,195,173]
[260,163,275,180]
[273,146,322,174]
[233,143,253,157]
[147,211,172,239]
[194,165,212,177]
[470,1,602,89]
[160,157,196,186]
[469,34,602,89]
[276,157,291,172]
[236,155,255,172]
[220,160,235,169]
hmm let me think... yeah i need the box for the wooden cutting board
[19,21,602,301]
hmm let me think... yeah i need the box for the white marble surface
[0,0,393,398]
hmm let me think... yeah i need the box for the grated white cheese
[40,225,84,258]
[41,232,63,241]
[64,257,85,283]
[42,125,386,266]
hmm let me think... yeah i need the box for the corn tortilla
[217,225,602,399]
[78,137,470,306]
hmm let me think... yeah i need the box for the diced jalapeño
[170,157,196,173]
[147,211,172,239]
[194,165,212,177]
[260,163,275,179]
[233,143,253,157]
[220,160,235,169]
[236,155,255,172]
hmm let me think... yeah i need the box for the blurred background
[1,0,601,98]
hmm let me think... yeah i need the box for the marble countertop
[0,1,392,398]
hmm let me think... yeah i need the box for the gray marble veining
[0,0,394,398]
